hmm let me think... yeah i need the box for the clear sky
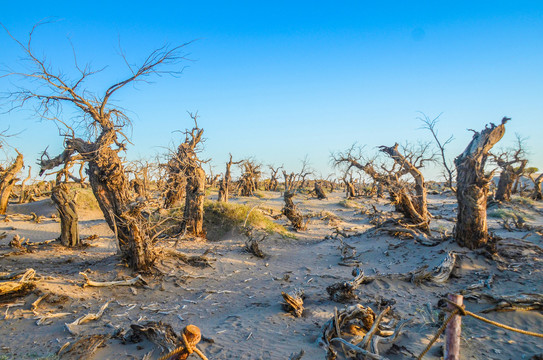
[1,1,542,180]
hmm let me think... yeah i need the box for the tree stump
[455,118,508,249]
[52,183,80,247]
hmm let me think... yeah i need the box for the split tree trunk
[455,118,508,249]
[0,151,24,214]
[51,183,80,247]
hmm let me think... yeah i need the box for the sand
[0,190,542,359]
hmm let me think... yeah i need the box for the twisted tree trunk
[282,191,306,231]
[455,118,508,249]
[41,136,155,270]
[0,151,24,214]
[52,183,80,247]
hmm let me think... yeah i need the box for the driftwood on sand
[282,289,304,317]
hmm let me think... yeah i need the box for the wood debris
[281,289,304,317]
[79,273,147,288]
[58,334,109,359]
[65,302,109,335]
[320,304,406,360]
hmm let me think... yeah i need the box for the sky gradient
[1,1,542,180]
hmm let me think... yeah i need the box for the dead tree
[163,156,187,209]
[172,114,206,237]
[282,191,306,231]
[0,150,24,214]
[52,183,80,246]
[267,165,282,191]
[455,117,509,249]
[5,24,191,270]
[529,172,543,200]
[419,113,455,191]
[491,134,528,202]
[51,165,80,247]
[217,154,241,202]
[342,172,357,199]
[40,156,81,247]
[282,170,296,192]
[313,180,327,199]
[238,160,261,196]
[379,143,431,231]
[297,155,313,190]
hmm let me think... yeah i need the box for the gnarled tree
[266,165,282,192]
[455,117,508,249]
[238,160,261,197]
[379,143,431,231]
[171,114,206,238]
[491,134,528,202]
[44,159,80,247]
[5,24,190,270]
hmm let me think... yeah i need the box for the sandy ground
[0,190,542,359]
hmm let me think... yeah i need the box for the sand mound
[6,198,57,217]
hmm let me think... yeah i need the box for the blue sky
[1,1,542,180]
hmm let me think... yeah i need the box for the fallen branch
[80,273,147,288]
[65,302,109,335]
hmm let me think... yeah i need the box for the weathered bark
[529,173,543,200]
[182,167,206,237]
[163,175,186,208]
[455,118,508,249]
[171,119,206,238]
[0,151,24,214]
[51,183,80,247]
[41,136,155,270]
[495,160,527,202]
[131,178,146,199]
